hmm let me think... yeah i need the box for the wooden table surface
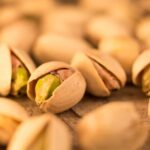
[1,86,150,150]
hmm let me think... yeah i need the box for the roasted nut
[132,50,150,95]
[0,43,35,96]
[41,6,91,38]
[8,113,72,150]
[32,34,91,64]
[77,102,148,150]
[27,61,86,113]
[85,16,130,45]
[0,19,38,53]
[71,50,126,97]
[0,98,28,145]
[99,36,140,77]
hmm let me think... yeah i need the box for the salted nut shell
[71,50,126,97]
[27,61,86,113]
[0,97,28,145]
[0,43,35,96]
[132,50,150,95]
[8,113,72,150]
[99,36,140,77]
[76,102,148,150]
[85,16,130,45]
[32,34,91,64]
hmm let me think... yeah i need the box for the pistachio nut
[99,36,140,77]
[71,50,126,97]
[27,61,86,113]
[0,98,28,145]
[0,19,38,53]
[32,34,91,64]
[132,50,150,95]
[85,15,130,45]
[42,6,91,38]
[77,102,148,150]
[0,43,35,96]
[8,113,72,150]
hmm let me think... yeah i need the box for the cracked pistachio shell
[132,50,150,85]
[99,36,140,76]
[0,44,36,96]
[71,50,126,97]
[0,98,29,144]
[77,102,148,150]
[8,113,72,150]
[32,34,91,64]
[85,16,130,45]
[27,61,86,113]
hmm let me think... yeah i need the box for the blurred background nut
[71,51,126,97]
[85,15,131,45]
[27,61,86,113]
[0,19,39,53]
[0,44,35,97]
[32,34,91,64]
[0,98,28,145]
[99,36,141,79]
[76,102,148,150]
[41,6,91,38]
[132,50,150,96]
[8,113,72,150]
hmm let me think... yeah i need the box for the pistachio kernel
[35,74,61,104]
[142,66,150,94]
[11,66,29,96]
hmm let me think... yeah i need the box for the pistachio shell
[27,61,86,113]
[132,50,150,85]
[0,44,12,96]
[8,114,72,150]
[32,34,91,64]
[71,50,126,96]
[77,102,148,150]
[0,98,28,121]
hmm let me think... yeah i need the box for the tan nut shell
[77,102,148,150]
[32,34,91,64]
[132,50,150,85]
[8,113,72,150]
[0,43,36,96]
[71,51,126,96]
[27,61,86,113]
[0,98,28,121]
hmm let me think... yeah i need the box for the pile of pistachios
[0,0,150,150]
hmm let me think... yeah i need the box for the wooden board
[1,86,150,150]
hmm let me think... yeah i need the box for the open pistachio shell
[0,43,36,96]
[27,61,86,113]
[71,50,126,97]
[77,102,148,150]
[0,98,28,145]
[132,50,150,85]
[32,34,91,64]
[8,114,72,150]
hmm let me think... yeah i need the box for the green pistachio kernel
[142,67,150,94]
[11,66,29,96]
[35,74,61,104]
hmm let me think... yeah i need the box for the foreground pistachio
[8,113,72,150]
[32,34,91,64]
[99,36,140,78]
[132,50,150,95]
[0,43,35,96]
[27,61,86,113]
[85,16,130,45]
[77,102,148,150]
[71,50,126,97]
[0,98,28,145]
[0,19,38,53]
